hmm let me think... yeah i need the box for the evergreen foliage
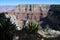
[0,13,16,40]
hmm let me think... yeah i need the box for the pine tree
[0,13,16,40]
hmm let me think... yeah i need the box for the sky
[0,0,60,5]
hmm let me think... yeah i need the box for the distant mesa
[0,6,16,12]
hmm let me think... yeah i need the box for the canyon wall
[0,5,60,27]
[10,4,50,26]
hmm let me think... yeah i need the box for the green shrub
[27,21,39,32]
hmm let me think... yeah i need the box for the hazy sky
[0,0,60,5]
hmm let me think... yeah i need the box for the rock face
[0,5,50,26]
[13,4,50,26]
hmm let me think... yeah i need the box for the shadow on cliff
[40,5,60,31]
